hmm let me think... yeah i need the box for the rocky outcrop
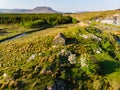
[100,13,120,26]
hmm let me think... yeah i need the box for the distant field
[66,10,120,21]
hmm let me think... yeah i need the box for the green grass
[95,52,120,89]
[0,24,39,40]
[0,24,119,89]
[0,10,120,89]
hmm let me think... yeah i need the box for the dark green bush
[55,16,72,25]
[72,18,78,24]
[23,20,47,28]
[0,14,61,24]
[0,14,74,28]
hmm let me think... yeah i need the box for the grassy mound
[0,23,120,89]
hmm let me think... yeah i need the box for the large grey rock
[53,33,66,45]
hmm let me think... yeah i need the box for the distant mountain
[28,6,58,13]
[0,9,28,13]
[0,6,58,13]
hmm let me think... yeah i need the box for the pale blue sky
[0,0,119,12]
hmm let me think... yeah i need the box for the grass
[0,23,119,89]
[104,71,120,90]
[0,10,120,89]
[95,52,120,89]
[0,24,36,40]
[0,24,79,89]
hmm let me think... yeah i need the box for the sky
[0,0,119,12]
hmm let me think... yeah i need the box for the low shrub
[22,20,47,28]
[72,18,78,24]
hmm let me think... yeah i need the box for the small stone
[27,54,37,62]
[80,55,88,67]
[79,34,89,39]
[59,49,71,57]
[68,54,76,64]
[96,50,101,54]
[52,45,57,48]
[94,48,102,54]
[38,52,42,56]
[3,73,7,78]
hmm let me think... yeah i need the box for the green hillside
[67,10,120,21]
[0,11,120,90]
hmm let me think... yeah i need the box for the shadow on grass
[55,26,68,28]
[99,60,120,76]
[0,29,8,35]
[66,38,78,45]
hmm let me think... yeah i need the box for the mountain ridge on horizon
[0,6,58,13]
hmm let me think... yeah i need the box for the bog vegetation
[0,13,73,28]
